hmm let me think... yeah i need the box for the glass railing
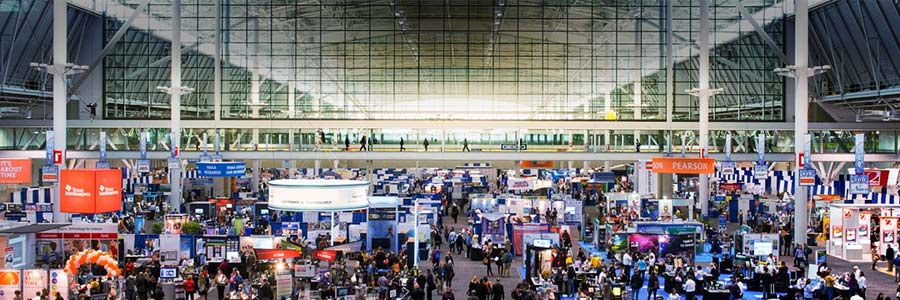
[0,128,895,155]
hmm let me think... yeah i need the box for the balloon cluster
[64,249,122,278]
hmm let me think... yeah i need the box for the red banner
[59,169,122,213]
[314,250,337,262]
[255,249,301,260]
[719,183,742,193]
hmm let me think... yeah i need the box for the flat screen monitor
[160,267,178,279]
[753,241,773,257]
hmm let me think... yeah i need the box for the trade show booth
[827,203,900,262]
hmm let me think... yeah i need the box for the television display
[628,234,660,254]
[609,233,628,252]
[658,234,696,263]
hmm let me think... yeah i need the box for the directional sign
[754,164,768,180]
[849,174,870,195]
[721,161,736,176]
[798,169,816,186]
[136,159,151,173]
[501,144,527,151]
[41,165,59,183]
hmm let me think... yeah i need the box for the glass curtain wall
[102,0,785,121]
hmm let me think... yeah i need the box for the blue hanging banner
[725,133,732,161]
[757,134,765,165]
[139,131,148,160]
[854,133,865,175]
[99,131,107,162]
[45,130,54,164]
[803,133,812,169]
[196,161,246,177]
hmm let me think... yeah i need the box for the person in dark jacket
[491,279,504,300]
[400,138,406,151]
[426,270,437,300]
[630,271,643,300]
[647,271,659,300]
[257,282,274,300]
[423,139,430,151]
[411,283,426,300]
[344,136,350,151]
[888,245,896,272]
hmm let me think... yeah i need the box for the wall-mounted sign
[650,157,715,174]
[798,169,816,186]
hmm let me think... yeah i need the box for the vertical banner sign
[45,130,54,164]
[49,269,68,299]
[850,133,869,195]
[137,132,150,173]
[42,131,59,183]
[99,132,107,162]
[721,134,735,175]
[757,134,765,165]
[854,133,865,175]
[199,133,211,162]
[139,132,147,160]
[754,134,767,180]
[725,134,732,161]
[803,133,812,169]
[96,132,110,169]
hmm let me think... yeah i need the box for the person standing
[887,245,896,272]
[215,269,228,300]
[894,255,900,282]
[344,136,350,151]
[400,137,406,151]
[873,247,882,270]
[491,279,504,300]
[647,271,659,300]
[684,276,696,300]
[463,139,470,152]
[197,269,209,300]
[360,135,368,152]
[630,270,643,300]
[424,138,430,152]
[183,275,196,300]
[426,269,437,300]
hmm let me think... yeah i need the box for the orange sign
[650,157,715,174]
[0,159,31,184]
[59,169,122,213]
[519,161,554,168]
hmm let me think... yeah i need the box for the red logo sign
[53,150,62,164]
[844,209,852,218]
[59,169,122,213]
[314,250,337,262]
[798,153,805,168]
[865,169,889,187]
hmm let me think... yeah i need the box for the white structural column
[52,0,67,222]
[793,0,810,240]
[170,0,183,211]
[686,0,721,218]
[664,0,674,123]
[288,81,296,118]
[158,0,192,211]
[774,0,828,239]
[213,0,221,121]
